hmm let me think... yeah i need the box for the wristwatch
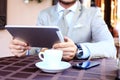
[75,43,83,59]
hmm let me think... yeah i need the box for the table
[0,55,117,80]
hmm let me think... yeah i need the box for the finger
[40,48,48,52]
[11,49,26,57]
[53,42,72,48]
[53,46,76,54]
[9,44,21,50]
[10,48,26,54]
[62,47,75,52]
[17,51,26,57]
[63,51,75,58]
[14,52,26,57]
[62,54,74,61]
[9,44,30,51]
[64,37,73,42]
[53,39,75,49]
[11,39,27,46]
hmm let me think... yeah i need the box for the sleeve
[81,7,117,59]
[36,12,44,26]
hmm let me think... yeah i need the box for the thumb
[64,36,72,42]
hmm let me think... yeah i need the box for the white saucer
[35,61,71,73]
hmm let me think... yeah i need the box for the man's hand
[52,37,77,61]
[9,38,30,57]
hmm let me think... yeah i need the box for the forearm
[80,40,117,59]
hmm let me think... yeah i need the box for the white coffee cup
[38,49,63,67]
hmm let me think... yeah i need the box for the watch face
[77,49,83,58]
[78,51,83,57]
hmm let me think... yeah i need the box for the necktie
[58,9,70,36]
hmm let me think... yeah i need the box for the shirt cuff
[26,50,30,56]
[26,47,41,56]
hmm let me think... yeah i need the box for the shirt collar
[57,0,80,13]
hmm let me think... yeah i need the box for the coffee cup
[38,49,63,67]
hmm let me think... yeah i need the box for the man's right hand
[9,39,31,57]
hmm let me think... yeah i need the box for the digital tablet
[5,25,64,48]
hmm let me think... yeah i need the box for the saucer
[35,61,71,73]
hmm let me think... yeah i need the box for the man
[9,0,116,61]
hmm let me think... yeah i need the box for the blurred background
[0,0,120,57]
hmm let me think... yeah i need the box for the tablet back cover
[6,25,63,48]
